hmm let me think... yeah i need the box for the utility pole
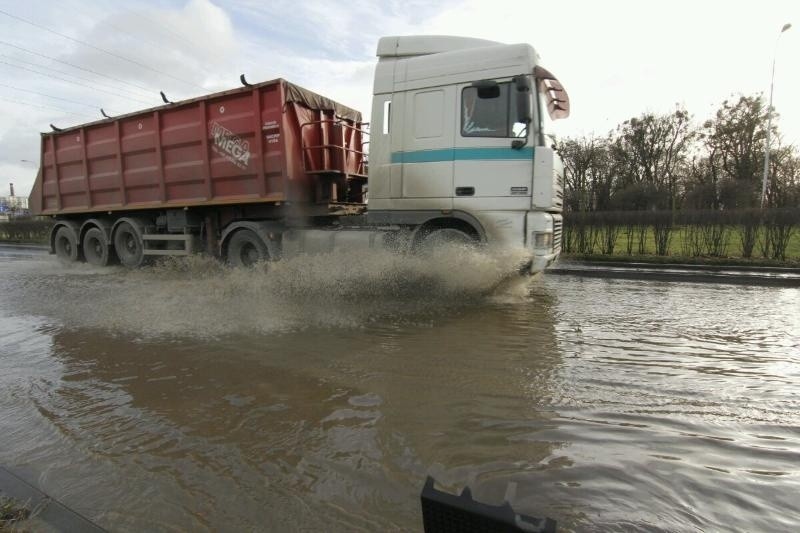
[761,23,792,208]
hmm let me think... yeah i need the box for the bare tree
[767,144,800,208]
[556,135,614,211]
[609,107,695,210]
[560,94,798,214]
[701,95,773,208]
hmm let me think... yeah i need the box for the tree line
[557,94,800,212]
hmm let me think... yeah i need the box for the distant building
[0,194,30,221]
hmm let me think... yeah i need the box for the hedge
[563,208,800,261]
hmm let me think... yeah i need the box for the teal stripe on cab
[391,146,534,164]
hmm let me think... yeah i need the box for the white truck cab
[367,36,569,273]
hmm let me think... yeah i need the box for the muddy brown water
[0,245,798,532]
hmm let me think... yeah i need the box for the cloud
[223,0,453,60]
[6,0,799,198]
[60,0,238,96]
[410,0,800,144]
[0,0,242,194]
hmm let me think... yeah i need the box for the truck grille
[554,189,563,209]
[552,168,564,210]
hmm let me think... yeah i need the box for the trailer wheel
[227,229,269,267]
[83,227,113,267]
[54,226,80,263]
[114,221,145,268]
[417,228,476,255]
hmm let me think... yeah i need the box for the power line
[129,11,208,54]
[0,96,96,119]
[50,3,243,90]
[62,3,224,73]
[0,59,154,106]
[0,8,206,91]
[0,82,120,114]
[0,53,156,101]
[125,9,233,67]
[123,9,251,87]
[0,40,154,95]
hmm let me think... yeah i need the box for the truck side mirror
[471,79,500,99]
[513,75,532,125]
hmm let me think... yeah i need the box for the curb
[0,466,106,532]
[559,259,800,274]
[548,265,800,287]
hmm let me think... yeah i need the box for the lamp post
[761,22,792,208]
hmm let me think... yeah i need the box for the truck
[28,35,569,273]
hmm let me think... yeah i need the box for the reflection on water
[0,250,798,531]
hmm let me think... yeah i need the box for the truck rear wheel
[114,221,145,268]
[54,226,80,263]
[227,229,269,267]
[83,227,113,267]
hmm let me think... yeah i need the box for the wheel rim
[115,224,143,267]
[125,233,136,253]
[55,234,73,259]
[84,233,105,264]
[240,243,260,266]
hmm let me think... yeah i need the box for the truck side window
[461,83,510,137]
[382,100,391,134]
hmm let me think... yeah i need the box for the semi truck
[28,35,569,273]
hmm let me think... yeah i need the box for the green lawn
[566,224,800,266]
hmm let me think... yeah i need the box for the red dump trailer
[30,79,371,267]
[31,79,366,215]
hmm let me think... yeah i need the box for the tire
[113,221,145,268]
[417,228,476,255]
[54,225,80,263]
[83,227,113,267]
[227,229,269,267]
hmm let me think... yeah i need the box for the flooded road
[1,245,798,531]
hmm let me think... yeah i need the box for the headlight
[532,231,553,249]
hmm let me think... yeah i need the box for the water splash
[7,246,535,338]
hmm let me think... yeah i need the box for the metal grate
[552,215,563,252]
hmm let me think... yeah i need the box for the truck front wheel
[227,230,269,267]
[114,222,145,268]
[416,228,476,255]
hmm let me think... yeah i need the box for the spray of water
[7,246,536,338]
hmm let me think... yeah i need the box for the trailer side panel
[34,79,364,215]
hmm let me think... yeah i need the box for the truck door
[395,87,456,210]
[453,80,533,213]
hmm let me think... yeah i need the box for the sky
[1,0,799,197]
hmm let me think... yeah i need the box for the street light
[761,22,792,208]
